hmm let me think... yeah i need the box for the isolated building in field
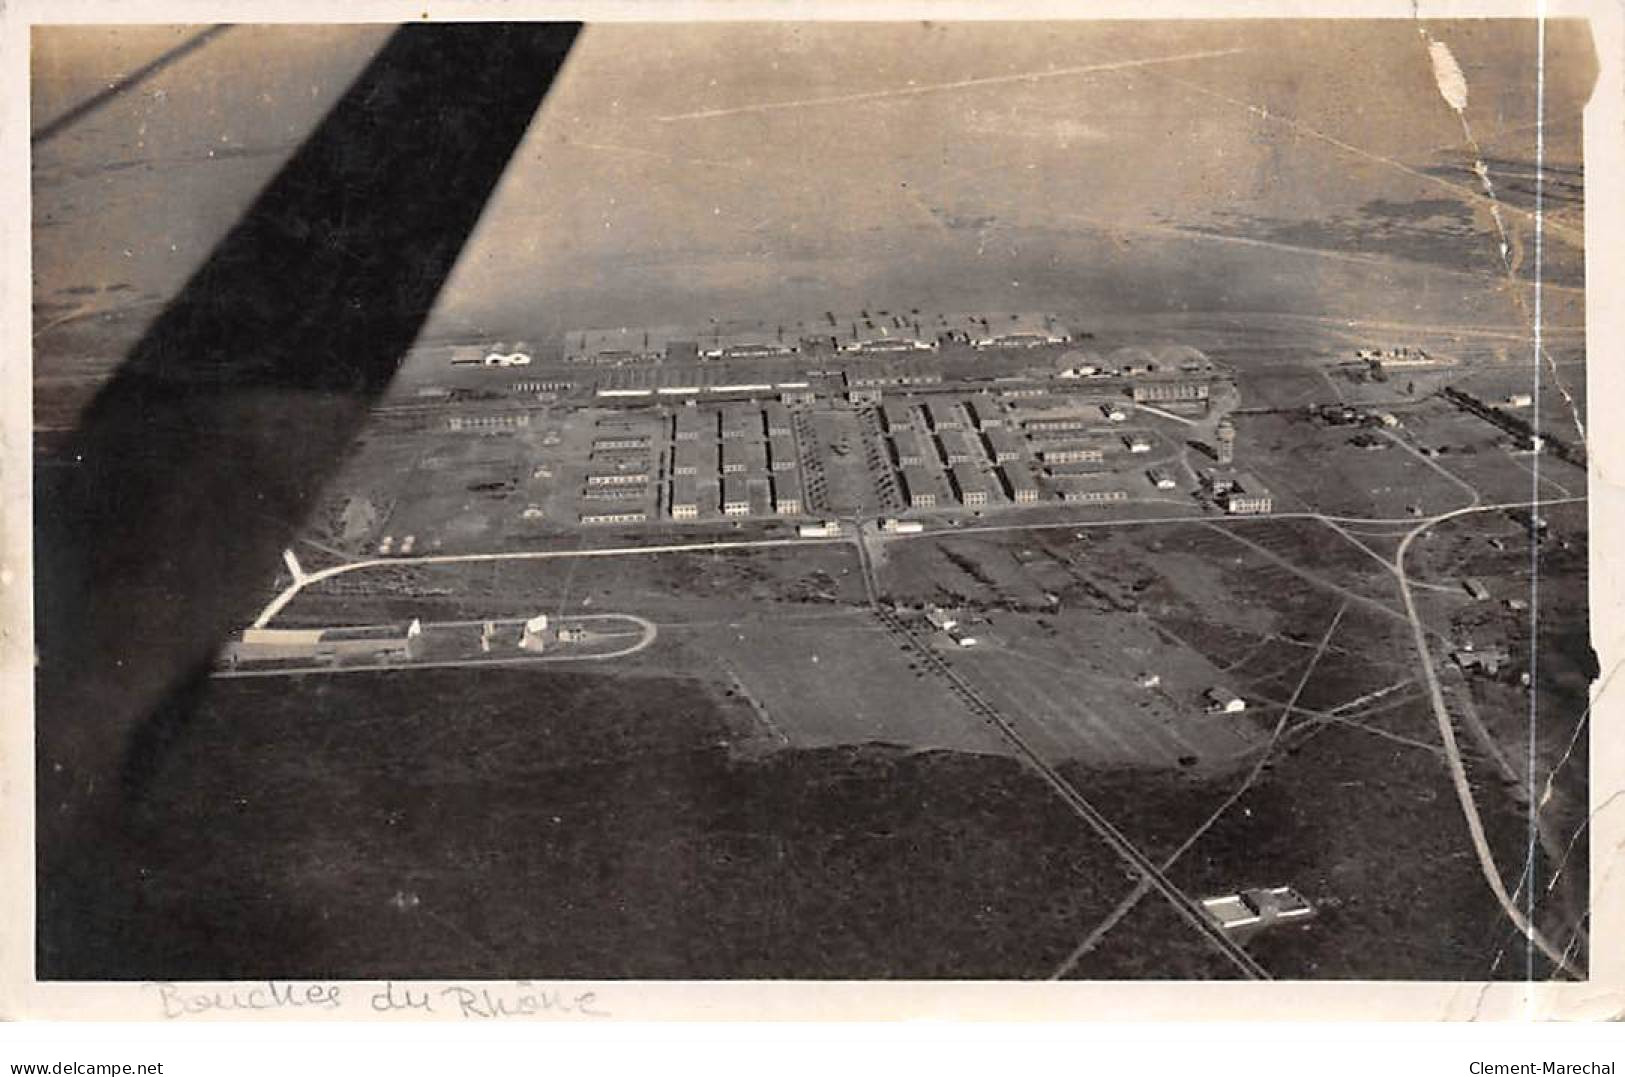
[1201,886,1314,935]
[1205,687,1247,714]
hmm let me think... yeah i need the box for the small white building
[1205,687,1247,714]
[520,614,550,652]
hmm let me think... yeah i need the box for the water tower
[1216,418,1236,465]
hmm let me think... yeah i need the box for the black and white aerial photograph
[15,10,1611,1013]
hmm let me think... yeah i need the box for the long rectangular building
[938,428,980,465]
[769,435,799,472]
[901,466,941,509]
[721,439,768,474]
[722,475,751,516]
[963,398,1003,430]
[675,408,714,442]
[764,402,793,436]
[721,406,762,440]
[670,475,702,519]
[999,466,1041,503]
[1039,447,1104,465]
[922,401,963,432]
[950,465,990,507]
[892,430,930,468]
[984,426,1026,463]
[773,471,804,515]
[881,400,916,433]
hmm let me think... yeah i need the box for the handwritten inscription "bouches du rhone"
[148,981,609,1020]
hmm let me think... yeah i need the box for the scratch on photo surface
[655,47,1247,123]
